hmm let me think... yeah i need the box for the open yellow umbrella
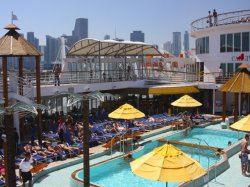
[171,95,202,108]
[130,144,206,186]
[230,114,250,132]
[108,103,145,120]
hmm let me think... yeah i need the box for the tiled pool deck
[21,120,250,187]
[203,124,250,187]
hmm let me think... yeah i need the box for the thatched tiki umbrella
[219,64,250,122]
[0,24,42,186]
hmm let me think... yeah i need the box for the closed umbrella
[130,144,206,186]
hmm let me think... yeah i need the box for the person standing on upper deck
[213,9,218,26]
[54,64,61,86]
[208,11,213,27]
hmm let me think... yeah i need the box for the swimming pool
[78,129,243,187]
[88,142,215,187]
[34,128,244,187]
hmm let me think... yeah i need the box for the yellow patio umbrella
[171,94,202,108]
[230,114,250,132]
[130,144,206,186]
[108,103,145,120]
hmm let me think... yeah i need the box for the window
[234,33,241,52]
[220,35,226,52]
[235,63,242,72]
[196,39,199,54]
[242,32,249,51]
[227,63,234,76]
[226,34,233,52]
[195,37,209,54]
[205,37,209,53]
[201,37,205,53]
[220,63,226,76]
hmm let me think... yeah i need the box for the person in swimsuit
[241,134,250,176]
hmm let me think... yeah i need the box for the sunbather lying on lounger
[55,143,79,153]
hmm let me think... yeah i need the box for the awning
[148,86,199,95]
[109,86,200,95]
[67,38,162,57]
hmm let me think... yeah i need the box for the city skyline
[0,0,248,48]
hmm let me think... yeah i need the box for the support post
[234,93,239,122]
[2,57,16,187]
[83,99,90,187]
[18,57,24,140]
[36,56,42,145]
[222,92,226,121]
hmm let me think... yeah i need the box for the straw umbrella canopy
[130,144,206,186]
[219,64,250,122]
[230,114,250,132]
[171,95,202,108]
[108,103,145,120]
[219,66,250,93]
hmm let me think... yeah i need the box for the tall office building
[183,31,189,57]
[72,18,88,43]
[104,34,110,40]
[163,41,172,53]
[172,32,181,57]
[25,32,40,69]
[130,31,145,42]
[27,32,39,49]
[45,35,59,65]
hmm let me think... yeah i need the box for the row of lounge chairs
[89,113,181,147]
[12,141,83,169]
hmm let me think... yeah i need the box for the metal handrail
[191,9,250,32]
[109,128,140,155]
[110,130,128,155]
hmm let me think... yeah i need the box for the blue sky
[0,0,249,48]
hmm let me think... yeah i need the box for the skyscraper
[72,18,88,43]
[104,35,110,40]
[163,41,172,53]
[45,35,59,64]
[172,32,181,57]
[25,32,40,69]
[130,31,145,42]
[183,31,189,57]
[27,32,39,49]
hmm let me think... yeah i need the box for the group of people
[18,137,82,187]
[208,9,218,27]
[50,115,84,145]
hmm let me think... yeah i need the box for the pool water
[89,141,216,187]
[89,129,243,187]
[34,128,243,187]
[166,128,244,148]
